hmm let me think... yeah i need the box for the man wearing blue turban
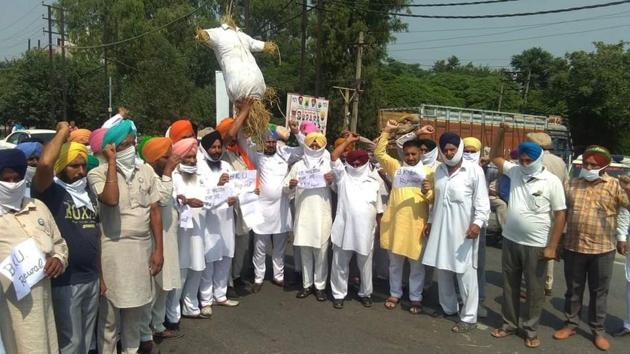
[16,141,43,197]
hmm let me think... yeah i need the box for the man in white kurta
[198,132,237,312]
[138,137,183,342]
[284,132,333,301]
[616,207,630,337]
[423,133,490,333]
[169,140,208,320]
[329,137,383,309]
[238,127,304,292]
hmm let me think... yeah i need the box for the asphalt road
[159,241,629,354]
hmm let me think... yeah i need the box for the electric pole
[43,3,68,121]
[299,0,307,92]
[333,86,356,129]
[350,31,364,133]
[315,0,323,96]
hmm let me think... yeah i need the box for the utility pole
[44,3,55,122]
[28,39,31,51]
[299,0,307,92]
[350,31,364,133]
[333,86,356,129]
[497,82,504,112]
[43,3,68,121]
[523,69,531,105]
[315,0,323,96]
[59,8,67,121]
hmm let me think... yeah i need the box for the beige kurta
[88,163,160,309]
[0,198,68,354]
[153,174,181,291]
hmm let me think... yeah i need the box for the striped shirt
[564,175,630,254]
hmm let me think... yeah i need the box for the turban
[201,131,223,151]
[89,128,108,153]
[417,139,437,151]
[86,154,100,172]
[300,121,319,135]
[169,119,194,143]
[335,137,355,152]
[136,136,152,160]
[216,118,234,139]
[463,137,482,152]
[143,137,173,163]
[517,141,543,160]
[102,119,136,146]
[69,129,92,145]
[305,132,327,148]
[346,149,369,166]
[54,142,88,175]
[16,141,43,158]
[173,137,198,157]
[526,132,553,150]
[509,149,519,160]
[439,132,461,150]
[583,145,611,166]
[0,149,27,179]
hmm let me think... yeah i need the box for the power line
[318,0,630,19]
[68,7,201,50]
[390,9,630,36]
[389,23,630,52]
[400,0,519,7]
[0,3,39,32]
[392,11,630,46]
[0,17,42,42]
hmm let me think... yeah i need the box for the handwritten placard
[0,238,47,301]
[205,186,234,210]
[394,167,425,188]
[297,168,326,189]
[227,170,257,195]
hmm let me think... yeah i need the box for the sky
[1,0,629,67]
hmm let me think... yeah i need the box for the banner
[285,93,329,134]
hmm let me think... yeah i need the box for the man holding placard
[285,132,334,301]
[375,120,434,314]
[0,148,69,354]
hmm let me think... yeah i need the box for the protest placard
[297,168,327,189]
[394,167,425,188]
[0,238,47,301]
[227,170,257,195]
[285,93,329,134]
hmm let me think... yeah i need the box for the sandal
[409,301,422,314]
[384,296,399,310]
[491,328,516,338]
[525,336,541,348]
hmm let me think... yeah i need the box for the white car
[0,129,56,149]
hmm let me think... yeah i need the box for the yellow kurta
[375,132,433,260]
[0,198,68,354]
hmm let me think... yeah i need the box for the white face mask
[520,153,544,179]
[579,166,606,181]
[178,163,198,174]
[0,179,26,214]
[116,146,137,180]
[346,162,369,178]
[463,151,480,164]
[303,145,326,167]
[25,166,36,181]
[441,140,464,167]
[54,177,94,212]
[421,147,438,166]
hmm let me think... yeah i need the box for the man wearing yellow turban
[31,121,100,354]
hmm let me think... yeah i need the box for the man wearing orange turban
[168,120,194,143]
[142,137,173,164]
[69,128,92,145]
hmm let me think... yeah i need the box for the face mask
[0,179,26,214]
[463,151,480,164]
[54,177,94,212]
[421,147,438,166]
[25,166,36,181]
[201,146,223,163]
[303,145,326,167]
[178,163,198,174]
[346,162,369,178]
[579,166,606,181]
[441,141,464,167]
[520,153,544,179]
[116,146,137,181]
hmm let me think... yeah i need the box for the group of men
[2,106,630,353]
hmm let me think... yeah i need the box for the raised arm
[374,120,401,177]
[98,144,120,207]
[331,133,360,161]
[225,98,254,145]
[33,121,70,193]
[490,123,508,173]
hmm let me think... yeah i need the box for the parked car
[0,129,56,149]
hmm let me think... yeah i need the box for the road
[159,242,629,354]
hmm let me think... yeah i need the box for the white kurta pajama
[198,160,235,306]
[239,133,304,284]
[329,160,383,300]
[284,147,333,290]
[141,173,181,341]
[168,168,208,320]
[423,160,490,324]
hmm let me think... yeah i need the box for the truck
[378,104,572,163]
